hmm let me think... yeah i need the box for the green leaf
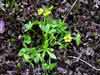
[48,63,56,70]
[34,56,40,63]
[75,32,81,46]
[31,48,37,55]
[42,63,49,70]
[24,21,33,32]
[42,63,56,70]
[39,24,50,32]
[49,48,54,52]
[47,51,56,59]
[23,54,30,61]
[49,29,56,33]
[23,34,31,44]
[18,48,29,56]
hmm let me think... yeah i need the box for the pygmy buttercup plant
[18,5,81,72]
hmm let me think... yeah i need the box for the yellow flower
[37,6,53,17]
[43,10,51,17]
[64,34,72,42]
[43,6,53,16]
[38,8,44,15]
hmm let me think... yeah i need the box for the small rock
[57,67,67,74]
[0,19,5,33]
[86,47,94,56]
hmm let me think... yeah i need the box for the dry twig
[68,56,100,71]
[64,0,78,21]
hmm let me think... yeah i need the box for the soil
[0,0,100,75]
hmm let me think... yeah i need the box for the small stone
[57,67,67,74]
[0,19,5,33]
[86,47,94,56]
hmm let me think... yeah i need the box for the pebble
[57,67,67,74]
[86,47,94,56]
[0,19,5,34]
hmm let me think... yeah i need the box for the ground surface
[0,0,100,75]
